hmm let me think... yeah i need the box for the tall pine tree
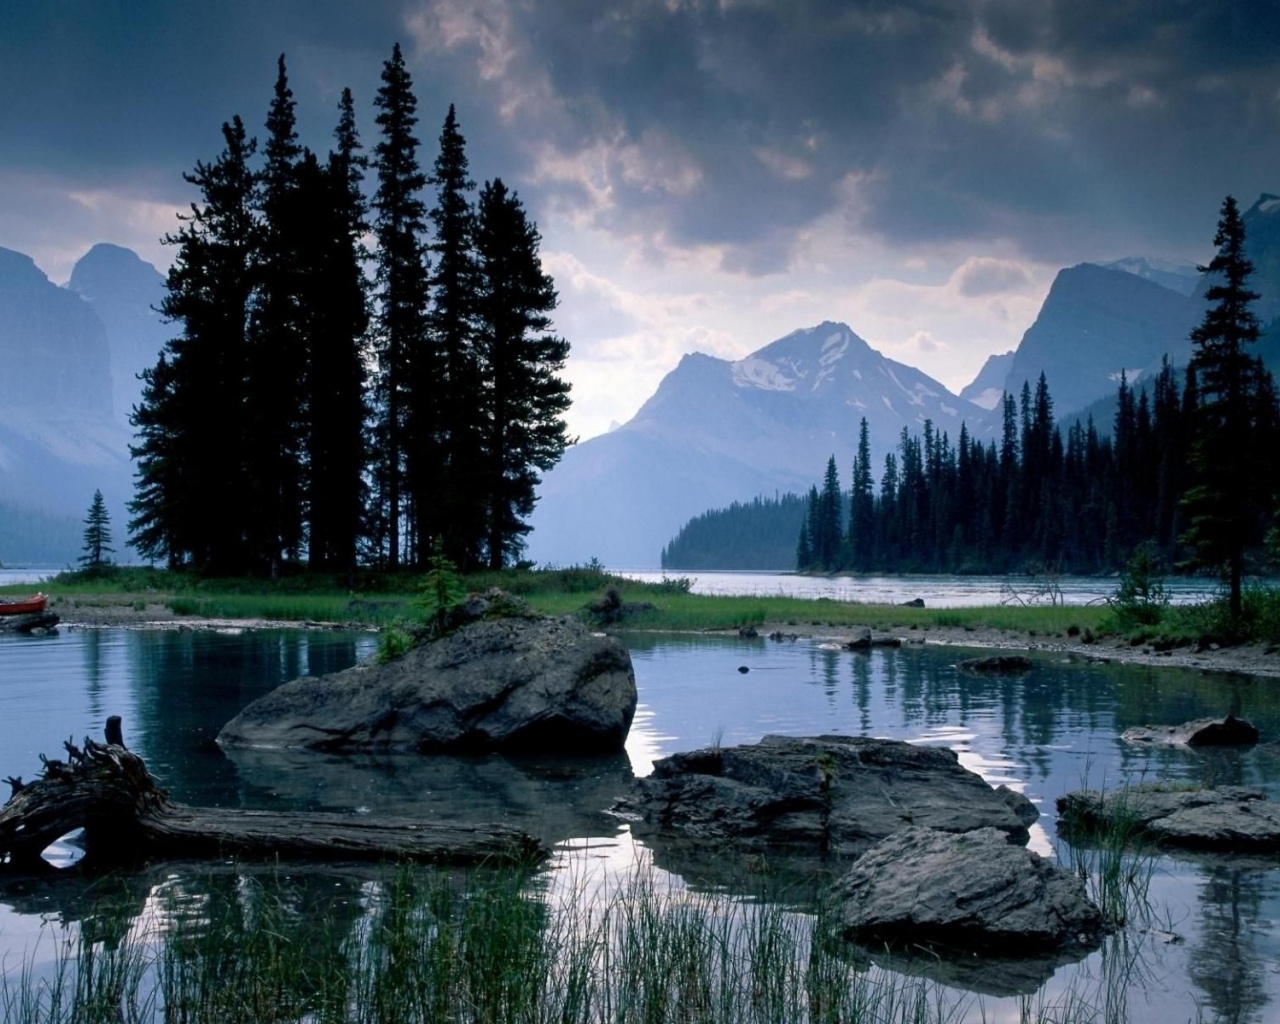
[299,88,370,576]
[428,105,486,569]
[245,55,309,575]
[473,179,572,568]
[130,117,257,572]
[370,43,433,568]
[1181,195,1269,615]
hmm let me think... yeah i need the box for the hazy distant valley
[3,194,1278,567]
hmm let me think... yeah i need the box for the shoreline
[722,620,1280,680]
[47,598,1280,680]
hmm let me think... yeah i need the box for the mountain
[526,322,982,568]
[958,351,1015,410]
[68,243,168,426]
[996,262,1197,416]
[0,246,132,562]
[1101,256,1200,296]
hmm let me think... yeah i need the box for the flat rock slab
[1058,784,1280,853]
[218,616,637,754]
[834,826,1105,956]
[1121,714,1260,747]
[622,734,1036,857]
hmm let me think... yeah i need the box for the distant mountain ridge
[0,244,166,562]
[527,322,982,567]
[532,193,1280,569]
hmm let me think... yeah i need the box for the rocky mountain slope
[526,323,981,567]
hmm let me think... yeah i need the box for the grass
[0,863,1134,1024]
[4,563,1116,638]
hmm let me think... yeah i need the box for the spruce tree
[246,54,308,575]
[79,490,114,572]
[303,89,370,577]
[1180,195,1268,615]
[849,418,874,569]
[428,105,486,569]
[370,43,433,568]
[130,117,257,572]
[473,178,573,568]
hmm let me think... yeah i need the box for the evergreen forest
[129,47,571,577]
[666,198,1280,595]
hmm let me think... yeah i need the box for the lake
[621,569,1227,607]
[1,625,1279,1022]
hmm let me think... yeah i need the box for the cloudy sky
[3,0,1278,439]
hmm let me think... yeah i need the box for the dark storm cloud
[0,1,405,192]
[420,0,1279,267]
[2,0,1277,272]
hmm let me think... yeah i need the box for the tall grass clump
[1057,787,1158,929]
[0,861,1157,1024]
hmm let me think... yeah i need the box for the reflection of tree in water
[849,652,872,735]
[1187,864,1273,1024]
[124,631,365,807]
[82,630,105,721]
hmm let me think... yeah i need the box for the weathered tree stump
[0,722,546,871]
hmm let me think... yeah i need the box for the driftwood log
[0,720,546,871]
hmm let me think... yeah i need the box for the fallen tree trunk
[0,723,546,871]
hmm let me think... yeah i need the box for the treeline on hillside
[130,47,570,579]
[669,197,1280,595]
[798,365,1220,574]
[661,494,808,570]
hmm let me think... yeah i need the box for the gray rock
[1121,714,1260,747]
[844,630,901,650]
[834,827,1105,954]
[218,616,637,754]
[622,734,1036,857]
[1058,784,1280,853]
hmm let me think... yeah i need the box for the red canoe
[0,593,48,616]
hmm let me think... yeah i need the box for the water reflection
[4,628,1280,1020]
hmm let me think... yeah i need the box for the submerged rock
[834,826,1105,955]
[1121,714,1260,747]
[1057,783,1280,853]
[957,654,1033,673]
[620,734,1036,857]
[218,616,637,755]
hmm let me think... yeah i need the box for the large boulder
[620,734,1037,857]
[1058,784,1280,853]
[1121,714,1260,747]
[218,616,637,754]
[834,826,1105,955]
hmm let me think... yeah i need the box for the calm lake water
[621,569,1227,607]
[2,626,1280,1022]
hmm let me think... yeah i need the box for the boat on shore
[0,593,48,616]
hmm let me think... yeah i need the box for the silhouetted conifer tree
[130,117,257,571]
[246,55,308,575]
[370,43,433,568]
[1181,195,1269,615]
[428,105,486,569]
[79,490,114,571]
[473,179,572,568]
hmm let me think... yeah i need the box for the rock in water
[957,655,1033,673]
[834,827,1105,954]
[622,734,1037,857]
[1121,715,1260,747]
[218,616,637,754]
[1058,783,1280,853]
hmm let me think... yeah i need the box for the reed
[0,863,1135,1024]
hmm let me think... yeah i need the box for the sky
[2,0,1278,441]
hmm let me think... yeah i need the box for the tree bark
[0,730,545,871]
